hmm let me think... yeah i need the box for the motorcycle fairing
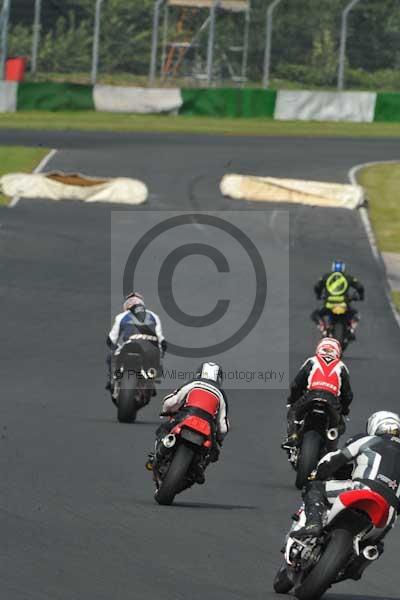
[171,415,212,448]
[327,489,390,529]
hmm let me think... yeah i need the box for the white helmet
[316,337,342,361]
[197,362,223,387]
[367,411,400,437]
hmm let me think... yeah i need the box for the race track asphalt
[0,130,399,600]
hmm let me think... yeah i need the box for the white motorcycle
[274,486,390,599]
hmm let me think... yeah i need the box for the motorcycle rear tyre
[117,387,137,423]
[273,564,293,594]
[332,320,347,351]
[295,528,353,600]
[295,430,322,490]
[155,444,194,506]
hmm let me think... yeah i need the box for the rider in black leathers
[282,338,353,448]
[293,410,400,579]
[106,292,167,392]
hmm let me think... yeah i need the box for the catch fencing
[2,0,400,91]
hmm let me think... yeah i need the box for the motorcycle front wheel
[155,444,194,506]
[295,528,353,600]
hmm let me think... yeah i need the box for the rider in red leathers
[282,338,353,449]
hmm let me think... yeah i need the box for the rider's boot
[348,319,358,340]
[292,483,326,539]
[282,418,299,450]
[281,433,299,450]
[145,453,155,471]
[193,462,206,484]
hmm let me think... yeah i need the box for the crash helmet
[196,362,223,387]
[367,411,400,437]
[316,337,342,361]
[123,292,145,311]
[123,293,146,322]
[332,260,346,273]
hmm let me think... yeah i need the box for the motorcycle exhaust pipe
[327,428,339,441]
[362,545,380,561]
[162,434,176,449]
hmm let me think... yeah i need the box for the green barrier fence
[10,82,400,122]
[180,88,277,118]
[374,93,400,122]
[17,82,95,111]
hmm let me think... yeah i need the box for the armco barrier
[1,82,400,122]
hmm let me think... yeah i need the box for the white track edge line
[349,160,400,328]
[9,148,58,208]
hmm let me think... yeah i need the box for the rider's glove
[161,340,167,354]
[315,461,333,481]
[342,406,350,416]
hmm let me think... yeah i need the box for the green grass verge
[392,291,400,312]
[0,145,50,205]
[3,111,400,137]
[357,163,400,253]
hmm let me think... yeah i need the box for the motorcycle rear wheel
[155,444,194,506]
[117,386,137,423]
[295,528,353,600]
[273,564,293,594]
[332,320,348,351]
[295,430,322,490]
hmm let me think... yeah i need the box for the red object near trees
[5,57,27,81]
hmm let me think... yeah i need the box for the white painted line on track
[349,161,400,328]
[9,148,58,208]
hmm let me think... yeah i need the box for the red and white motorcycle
[150,406,214,506]
[274,487,392,599]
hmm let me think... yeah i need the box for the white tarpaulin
[1,172,148,204]
[168,0,249,11]
[274,91,377,123]
[93,85,183,114]
[0,81,18,113]
[220,175,364,209]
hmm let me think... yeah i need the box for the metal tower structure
[150,0,251,85]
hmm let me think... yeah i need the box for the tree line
[8,0,400,88]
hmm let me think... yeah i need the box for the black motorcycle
[111,336,160,423]
[316,292,360,352]
[284,397,342,490]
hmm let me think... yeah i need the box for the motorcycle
[274,487,390,599]
[111,335,159,423]
[150,407,214,506]
[284,397,342,490]
[315,291,360,352]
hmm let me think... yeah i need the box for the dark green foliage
[7,0,400,87]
